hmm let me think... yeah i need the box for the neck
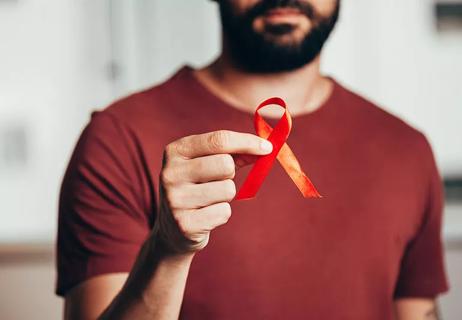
[194,51,333,118]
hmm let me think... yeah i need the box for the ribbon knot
[236,97,322,200]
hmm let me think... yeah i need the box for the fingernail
[260,139,273,153]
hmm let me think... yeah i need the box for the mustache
[245,0,317,21]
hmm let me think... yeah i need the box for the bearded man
[57,1,448,319]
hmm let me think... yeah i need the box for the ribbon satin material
[235,97,322,200]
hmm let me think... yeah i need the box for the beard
[218,0,340,73]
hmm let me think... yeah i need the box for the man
[56,0,449,319]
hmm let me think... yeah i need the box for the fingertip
[259,139,273,154]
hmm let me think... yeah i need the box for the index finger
[175,130,273,159]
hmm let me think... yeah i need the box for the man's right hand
[154,130,273,254]
[72,131,272,320]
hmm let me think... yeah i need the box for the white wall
[0,0,114,241]
[109,0,221,96]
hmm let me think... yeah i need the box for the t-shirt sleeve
[393,137,449,298]
[56,111,154,296]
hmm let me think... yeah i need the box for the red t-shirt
[56,66,448,319]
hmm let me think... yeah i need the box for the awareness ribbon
[235,97,322,200]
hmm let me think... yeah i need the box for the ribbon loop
[235,97,322,200]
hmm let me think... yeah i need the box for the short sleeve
[56,112,154,296]
[394,137,449,298]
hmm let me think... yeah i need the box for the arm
[393,137,449,320]
[64,274,128,320]
[64,243,194,320]
[63,130,273,320]
[98,240,195,320]
[394,298,441,320]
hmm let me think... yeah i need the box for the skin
[64,1,442,319]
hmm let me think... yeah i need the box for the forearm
[394,298,440,320]
[99,238,195,320]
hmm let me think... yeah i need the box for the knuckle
[223,179,236,200]
[167,138,189,159]
[213,203,232,226]
[160,168,177,186]
[219,154,235,177]
[220,202,232,220]
[165,186,185,209]
[208,130,229,152]
[174,213,190,235]
[164,142,177,159]
[193,157,206,173]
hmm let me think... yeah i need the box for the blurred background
[0,0,461,319]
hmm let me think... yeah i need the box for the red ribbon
[235,97,322,200]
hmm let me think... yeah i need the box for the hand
[153,130,273,254]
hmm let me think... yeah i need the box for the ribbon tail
[277,143,322,198]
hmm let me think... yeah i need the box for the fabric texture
[56,66,449,319]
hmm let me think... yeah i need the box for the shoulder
[91,66,191,129]
[335,80,432,157]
